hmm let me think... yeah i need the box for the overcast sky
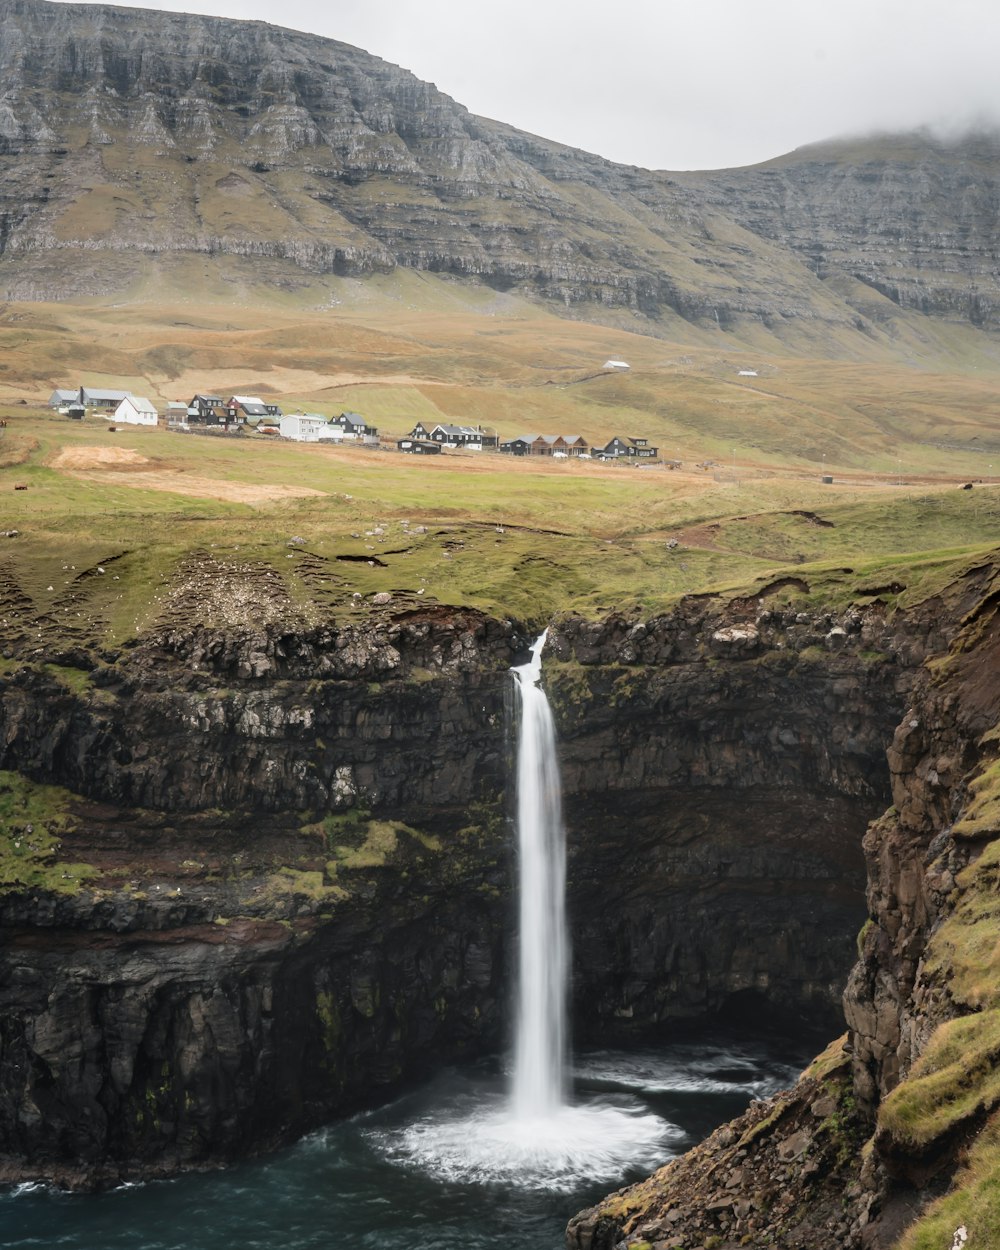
[55,0,1000,169]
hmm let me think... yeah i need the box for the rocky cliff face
[1,0,999,334]
[677,132,1000,332]
[0,581,926,1188]
[567,556,1000,1250]
[549,599,918,1037]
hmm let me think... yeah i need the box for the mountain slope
[677,130,1000,331]
[1,0,1000,348]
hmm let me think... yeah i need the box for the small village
[47,385,664,464]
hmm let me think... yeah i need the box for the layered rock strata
[0,584,923,1188]
[1,0,999,331]
[567,557,1000,1250]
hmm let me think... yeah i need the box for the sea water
[0,1035,806,1250]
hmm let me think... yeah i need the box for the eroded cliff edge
[567,556,1000,1250]
[0,570,947,1190]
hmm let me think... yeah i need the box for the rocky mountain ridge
[1,0,1000,340]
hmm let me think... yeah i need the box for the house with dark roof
[227,395,270,420]
[592,436,659,460]
[187,395,235,426]
[326,411,378,442]
[499,435,541,456]
[409,422,496,448]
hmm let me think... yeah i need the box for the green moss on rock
[0,770,96,894]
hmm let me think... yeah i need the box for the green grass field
[2,295,1000,646]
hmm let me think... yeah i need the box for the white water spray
[367,630,672,1189]
[511,629,567,1118]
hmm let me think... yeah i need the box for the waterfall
[371,628,670,1189]
[510,629,567,1118]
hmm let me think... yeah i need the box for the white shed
[603,360,630,371]
[114,396,159,426]
[280,414,327,442]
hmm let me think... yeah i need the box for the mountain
[1,0,1000,344]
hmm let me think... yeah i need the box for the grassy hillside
[2,402,998,647]
[2,297,999,646]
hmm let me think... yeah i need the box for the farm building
[80,387,133,410]
[114,396,159,426]
[280,414,327,442]
[603,360,630,371]
[48,389,78,409]
[593,436,658,460]
[398,438,442,455]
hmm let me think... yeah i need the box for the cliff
[0,569,934,1188]
[567,556,1000,1250]
[679,132,1000,333]
[1,0,1000,338]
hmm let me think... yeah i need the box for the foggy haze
[45,0,1000,170]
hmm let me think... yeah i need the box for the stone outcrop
[1,0,999,334]
[678,131,1000,331]
[0,578,932,1188]
[567,1036,868,1250]
[547,597,919,1036]
[567,556,1000,1249]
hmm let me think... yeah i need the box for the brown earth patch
[62,468,326,505]
[49,442,325,502]
[50,445,152,470]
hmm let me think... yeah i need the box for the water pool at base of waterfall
[1,1032,809,1250]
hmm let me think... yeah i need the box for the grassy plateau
[2,294,1000,647]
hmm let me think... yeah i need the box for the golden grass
[897,1111,1000,1250]
[2,297,1000,643]
[878,1011,1000,1148]
[953,762,1000,842]
[5,297,1000,479]
[3,406,1000,640]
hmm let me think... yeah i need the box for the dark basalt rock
[0,591,931,1188]
[567,558,1000,1250]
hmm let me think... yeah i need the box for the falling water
[363,629,673,1189]
[511,629,567,1117]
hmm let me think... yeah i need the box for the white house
[114,396,159,426]
[603,360,630,371]
[280,413,327,442]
